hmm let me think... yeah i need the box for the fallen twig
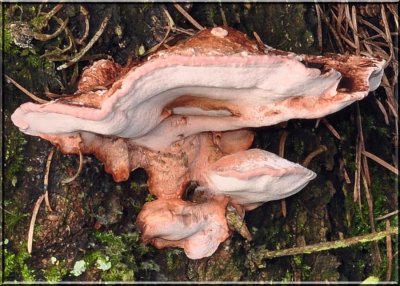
[226,205,252,241]
[376,210,399,221]
[249,227,398,261]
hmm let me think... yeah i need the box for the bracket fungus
[11,26,385,259]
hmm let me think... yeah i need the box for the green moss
[293,255,302,266]
[362,276,380,284]
[128,197,143,213]
[341,160,396,279]
[204,4,218,26]
[115,185,123,194]
[369,166,396,221]
[30,14,49,31]
[3,10,53,88]
[3,240,16,280]
[368,168,397,279]
[293,140,305,156]
[101,261,134,281]
[243,4,317,54]
[2,25,14,54]
[81,230,158,281]
[349,198,370,236]
[83,235,136,281]
[145,193,156,202]
[165,249,184,271]
[282,270,293,282]
[292,254,312,280]
[190,251,244,281]
[130,181,140,192]
[3,242,36,281]
[42,258,70,282]
[3,200,29,233]
[362,114,391,140]
[296,210,308,230]
[4,126,27,189]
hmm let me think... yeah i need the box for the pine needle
[362,151,399,175]
[302,145,328,168]
[279,131,289,218]
[376,210,399,221]
[321,118,342,140]
[385,220,393,281]
[173,3,204,31]
[44,147,55,212]
[61,151,84,184]
[27,194,45,254]
[5,75,49,104]
[57,10,111,70]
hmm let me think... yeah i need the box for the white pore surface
[183,221,227,259]
[368,66,385,91]
[10,56,331,137]
[140,200,227,259]
[206,149,316,205]
[11,54,384,151]
[142,203,201,241]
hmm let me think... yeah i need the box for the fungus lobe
[11,26,384,259]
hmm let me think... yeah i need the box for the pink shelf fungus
[11,26,385,259]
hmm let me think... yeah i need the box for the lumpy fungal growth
[11,27,384,259]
